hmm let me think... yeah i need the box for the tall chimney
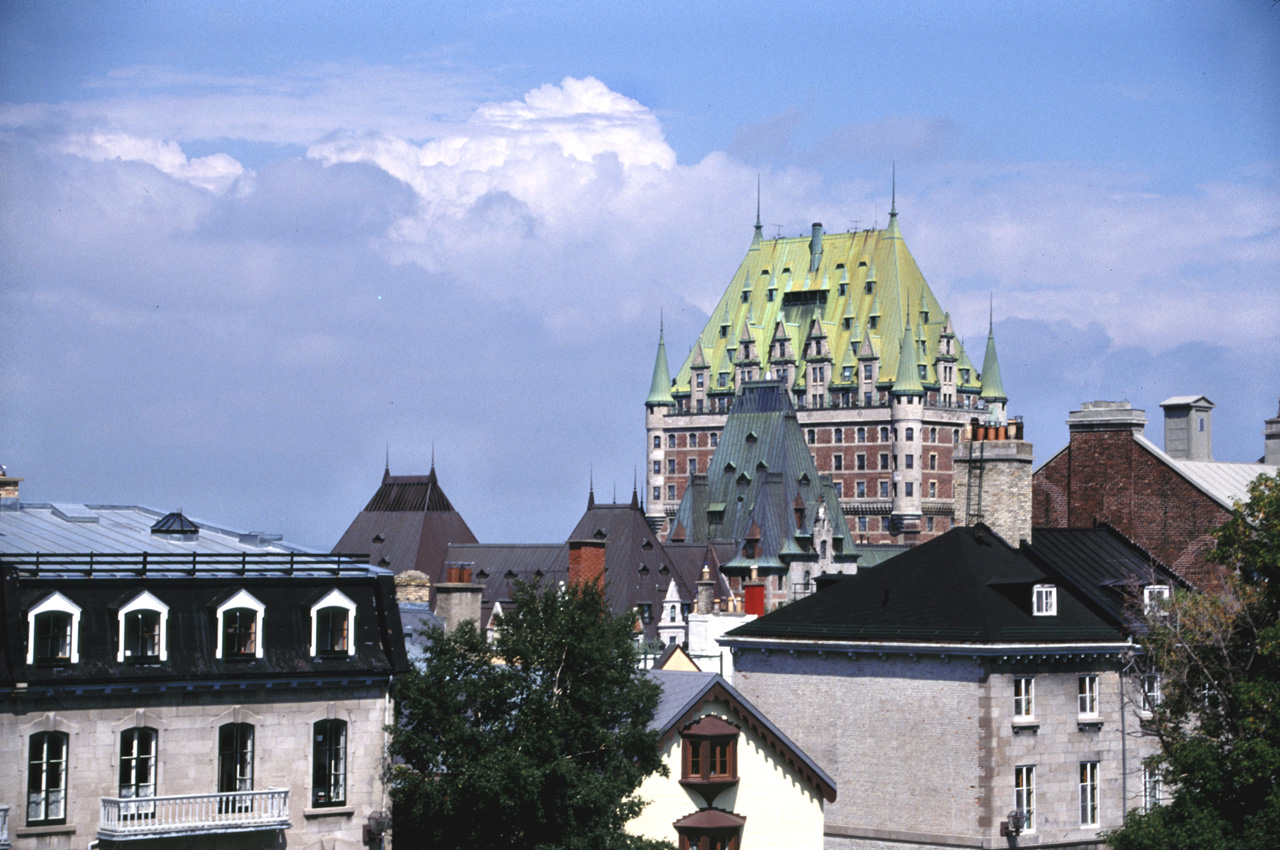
[568,539,607,588]
[809,222,824,273]
[434,565,482,633]
[953,436,1034,546]
[1264,398,1280,466]
[0,471,21,509]
[696,565,715,615]
[1160,396,1214,461]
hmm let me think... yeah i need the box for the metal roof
[1133,434,1278,510]
[0,502,306,555]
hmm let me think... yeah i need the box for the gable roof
[647,668,836,802]
[725,524,1127,646]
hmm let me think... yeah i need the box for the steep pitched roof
[646,327,675,407]
[725,524,1127,645]
[647,669,837,802]
[332,466,478,579]
[979,318,1007,401]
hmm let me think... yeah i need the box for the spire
[646,318,675,407]
[892,314,925,396]
[979,298,1007,401]
[384,442,390,479]
[752,175,763,247]
[588,466,595,509]
[631,469,640,510]
[885,162,901,240]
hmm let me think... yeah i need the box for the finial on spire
[752,175,764,247]
[385,441,390,474]
[891,161,897,217]
[430,440,436,472]
[588,466,595,509]
[989,293,994,335]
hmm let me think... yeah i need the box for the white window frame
[1143,762,1162,811]
[1143,584,1170,614]
[117,591,170,663]
[1033,584,1057,616]
[1013,677,1035,719]
[215,589,266,660]
[1014,764,1035,832]
[27,591,82,665]
[1079,761,1099,827]
[1078,674,1099,718]
[1142,673,1163,713]
[310,589,357,657]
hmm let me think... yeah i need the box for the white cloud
[60,132,246,193]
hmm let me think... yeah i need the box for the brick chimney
[568,539,606,588]
[0,470,21,509]
[434,564,482,633]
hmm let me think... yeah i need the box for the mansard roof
[725,524,1127,646]
[332,464,478,580]
[669,216,983,398]
[667,380,854,569]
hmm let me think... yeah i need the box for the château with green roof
[646,193,1013,544]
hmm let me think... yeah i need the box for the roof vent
[151,510,199,535]
[51,503,99,523]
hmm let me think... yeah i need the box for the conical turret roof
[892,318,925,395]
[979,315,1007,402]
[647,326,675,407]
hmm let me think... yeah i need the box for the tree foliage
[389,580,674,850]
[1107,474,1280,850]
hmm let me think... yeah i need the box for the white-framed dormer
[216,589,266,660]
[1033,584,1057,616]
[310,588,357,657]
[27,591,82,665]
[1143,584,1171,615]
[117,590,170,663]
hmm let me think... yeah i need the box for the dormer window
[869,316,878,329]
[1143,585,1171,614]
[216,590,266,660]
[1033,584,1057,616]
[118,591,169,663]
[680,714,740,799]
[28,592,81,666]
[311,589,357,656]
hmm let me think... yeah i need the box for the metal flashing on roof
[51,503,100,523]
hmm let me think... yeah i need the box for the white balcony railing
[99,789,290,840]
[1,804,10,849]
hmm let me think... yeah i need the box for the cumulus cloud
[60,132,246,193]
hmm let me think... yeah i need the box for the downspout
[1120,648,1135,819]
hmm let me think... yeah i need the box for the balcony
[99,789,290,840]
[1,804,9,849]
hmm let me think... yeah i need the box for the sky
[2,1,1278,550]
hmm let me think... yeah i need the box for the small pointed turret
[979,302,1007,403]
[892,317,925,396]
[646,320,675,408]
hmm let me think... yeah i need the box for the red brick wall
[568,540,606,588]
[1032,432,1229,589]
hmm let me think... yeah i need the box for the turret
[646,322,676,530]
[979,305,1007,425]
[890,316,924,536]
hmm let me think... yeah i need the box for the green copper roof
[979,319,1007,401]
[892,318,925,395]
[646,328,675,407]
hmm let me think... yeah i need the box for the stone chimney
[696,566,715,615]
[1265,398,1280,466]
[1160,395,1214,460]
[568,539,606,588]
[953,429,1034,546]
[0,470,21,509]
[1068,400,1147,435]
[434,565,482,633]
[394,570,432,605]
[809,222,824,273]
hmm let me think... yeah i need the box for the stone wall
[954,439,1033,545]
[1,687,390,850]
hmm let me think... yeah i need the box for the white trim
[1143,584,1171,614]
[720,635,1134,656]
[1033,584,1057,616]
[27,591,81,665]
[310,589,357,657]
[1077,673,1099,718]
[215,589,266,659]
[1013,676,1035,719]
[117,591,170,663]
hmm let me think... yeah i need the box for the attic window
[843,318,852,330]
[736,473,751,485]
[724,462,736,473]
[1144,585,1171,614]
[476,570,489,580]
[866,281,875,294]
[372,533,385,544]
[1033,584,1057,616]
[659,565,670,575]
[869,316,878,329]
[505,570,518,579]
[756,461,768,471]
[745,431,758,443]
[639,565,650,576]
[311,589,357,657]
[798,473,810,485]
[642,539,653,550]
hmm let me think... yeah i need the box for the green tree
[389,580,675,850]
[1107,473,1280,850]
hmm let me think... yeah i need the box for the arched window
[880,427,889,442]
[216,590,266,660]
[27,731,69,825]
[311,589,357,657]
[857,427,866,442]
[312,720,347,807]
[807,429,816,445]
[118,591,169,663]
[905,427,914,441]
[119,728,158,817]
[27,592,81,666]
[834,428,843,443]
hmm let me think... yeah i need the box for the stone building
[0,489,407,850]
[1032,398,1280,588]
[721,523,1177,850]
[646,198,1014,544]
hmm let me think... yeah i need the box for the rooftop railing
[4,552,373,577]
[99,789,290,840]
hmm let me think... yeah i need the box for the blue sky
[2,1,1278,548]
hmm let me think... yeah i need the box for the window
[833,454,843,471]
[1078,675,1099,717]
[119,728,158,817]
[879,453,889,470]
[864,363,873,381]
[667,485,676,500]
[218,723,254,809]
[653,435,661,449]
[807,429,816,444]
[27,731,68,825]
[857,427,866,442]
[681,716,739,786]
[638,603,653,624]
[880,427,890,442]
[313,720,347,807]
[710,433,718,447]
[1014,765,1035,832]
[905,454,914,469]
[1143,674,1162,712]
[905,482,914,497]
[1013,677,1034,718]
[930,427,937,442]
[834,428,843,443]
[1079,761,1099,826]
[856,481,866,498]
[668,459,677,474]
[1143,762,1162,811]
[118,591,169,663]
[835,482,843,497]
[929,480,937,498]
[905,427,914,441]
[718,372,727,388]
[929,453,937,470]
[696,399,703,412]
[690,433,699,448]
[1144,585,1170,614]
[653,486,661,501]
[856,454,866,470]
[926,516,934,531]
[216,589,266,660]
[688,458,697,475]
[27,592,81,665]
[858,516,867,531]
[1033,584,1057,616]
[879,481,889,498]
[669,434,677,448]
[1198,416,1205,432]
[653,460,661,475]
[311,589,356,656]
[696,373,704,388]
[953,428,960,444]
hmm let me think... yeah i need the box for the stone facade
[733,650,1156,849]
[954,436,1033,546]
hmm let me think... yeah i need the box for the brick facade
[1032,425,1230,589]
